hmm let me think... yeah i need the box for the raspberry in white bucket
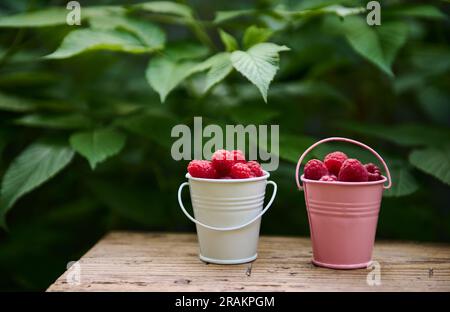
[179,150,277,264]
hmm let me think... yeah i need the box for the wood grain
[47,232,450,292]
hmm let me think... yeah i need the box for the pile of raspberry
[304,151,383,182]
[187,150,264,179]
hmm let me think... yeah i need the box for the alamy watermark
[171,117,279,171]
[366,260,382,286]
[66,1,81,25]
[66,261,81,285]
[367,1,381,25]
[65,1,381,27]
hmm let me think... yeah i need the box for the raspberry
[320,175,337,182]
[187,160,217,179]
[231,150,246,163]
[220,176,232,179]
[338,159,368,182]
[365,163,382,181]
[246,161,264,177]
[211,149,233,175]
[324,151,348,176]
[304,159,328,180]
[230,163,253,179]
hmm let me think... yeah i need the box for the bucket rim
[186,170,270,183]
[301,174,387,186]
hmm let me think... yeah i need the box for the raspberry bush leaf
[0,142,75,228]
[243,26,273,49]
[203,52,233,93]
[0,7,69,27]
[214,9,255,24]
[164,43,209,61]
[386,5,445,20]
[409,145,450,186]
[327,16,408,76]
[342,17,392,76]
[276,4,365,21]
[231,43,290,102]
[336,122,450,147]
[45,29,154,59]
[146,56,208,102]
[219,29,239,52]
[69,128,126,170]
[0,92,37,112]
[89,15,166,49]
[15,114,93,130]
[383,165,419,197]
[0,6,126,28]
[133,1,193,18]
[376,21,409,68]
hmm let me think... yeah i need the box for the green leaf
[278,5,365,19]
[409,145,450,186]
[203,52,233,93]
[332,17,408,76]
[243,26,273,49]
[387,5,446,20]
[69,128,126,170]
[164,43,209,61]
[0,6,126,28]
[89,15,166,49]
[321,5,366,17]
[337,122,450,147]
[376,22,409,67]
[0,92,37,112]
[44,29,152,59]
[231,43,290,102]
[410,47,450,76]
[341,17,391,75]
[146,56,206,102]
[0,71,58,88]
[0,142,74,227]
[219,29,239,52]
[214,9,255,24]
[133,1,193,18]
[383,165,419,197]
[268,81,351,105]
[15,114,92,130]
[0,7,67,27]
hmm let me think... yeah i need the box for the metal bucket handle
[295,137,392,191]
[178,180,277,231]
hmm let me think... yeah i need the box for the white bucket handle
[295,137,392,191]
[178,180,277,231]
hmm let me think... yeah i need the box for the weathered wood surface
[47,232,450,292]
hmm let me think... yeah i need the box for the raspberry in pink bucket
[295,137,392,269]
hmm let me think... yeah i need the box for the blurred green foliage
[0,0,449,290]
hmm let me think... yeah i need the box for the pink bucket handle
[295,137,392,191]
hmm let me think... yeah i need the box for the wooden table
[47,232,450,292]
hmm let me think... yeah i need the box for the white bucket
[178,171,277,264]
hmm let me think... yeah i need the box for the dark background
[0,0,449,291]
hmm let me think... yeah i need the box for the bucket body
[302,176,386,269]
[180,172,275,264]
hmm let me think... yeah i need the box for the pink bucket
[295,137,392,269]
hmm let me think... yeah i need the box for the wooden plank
[47,232,450,292]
